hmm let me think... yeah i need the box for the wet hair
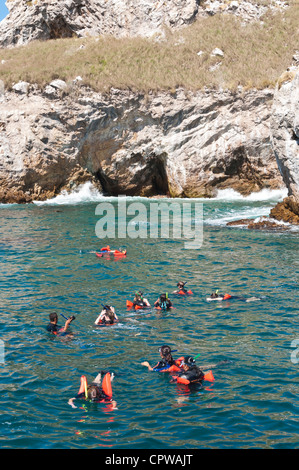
[210,292,218,298]
[87,384,102,401]
[102,305,115,322]
[159,345,174,365]
[107,309,115,322]
[49,312,58,322]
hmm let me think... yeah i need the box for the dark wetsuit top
[153,358,176,372]
[46,323,60,334]
[156,300,172,309]
[47,323,71,336]
[133,300,148,308]
[177,366,204,383]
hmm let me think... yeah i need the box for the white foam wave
[214,187,288,202]
[33,182,104,206]
[3,183,289,208]
[205,206,273,226]
[0,202,18,208]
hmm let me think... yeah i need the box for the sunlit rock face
[270,67,299,220]
[0,84,284,203]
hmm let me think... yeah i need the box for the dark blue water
[0,187,298,449]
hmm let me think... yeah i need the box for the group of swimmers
[128,281,192,311]
[93,281,191,324]
[46,280,190,332]
[141,345,211,385]
[65,345,210,409]
[64,346,211,410]
[46,280,217,408]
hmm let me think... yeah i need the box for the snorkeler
[154,293,173,310]
[170,356,205,385]
[126,291,151,310]
[207,290,261,302]
[46,312,75,335]
[95,305,118,325]
[132,291,151,308]
[173,281,188,294]
[141,345,182,372]
[172,281,193,295]
[68,371,117,409]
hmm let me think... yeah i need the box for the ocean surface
[0,183,298,450]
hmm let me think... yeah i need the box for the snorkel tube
[60,313,76,322]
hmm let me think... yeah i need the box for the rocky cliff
[0,0,200,47]
[0,82,283,203]
[0,0,288,48]
[0,0,296,205]
[270,66,299,222]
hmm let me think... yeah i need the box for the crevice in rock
[291,130,299,145]
[93,152,169,197]
[94,167,118,196]
[145,153,169,196]
[46,16,76,39]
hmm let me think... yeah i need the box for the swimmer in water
[132,291,151,308]
[208,290,261,302]
[94,305,118,325]
[154,293,173,310]
[172,281,188,294]
[170,356,204,385]
[68,371,117,409]
[46,312,75,336]
[141,345,181,372]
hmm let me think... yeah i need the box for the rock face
[203,0,288,23]
[0,0,289,48]
[0,83,283,203]
[270,199,299,224]
[0,0,200,47]
[270,67,299,219]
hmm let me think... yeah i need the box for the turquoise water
[0,187,298,449]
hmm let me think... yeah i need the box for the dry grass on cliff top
[0,5,298,93]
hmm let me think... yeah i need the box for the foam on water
[30,183,288,207]
[213,187,288,202]
[28,183,292,231]
[204,188,289,227]
[205,206,272,226]
[32,182,104,206]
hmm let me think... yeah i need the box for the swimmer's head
[49,312,58,323]
[210,292,218,298]
[182,356,196,369]
[87,384,101,401]
[159,345,173,362]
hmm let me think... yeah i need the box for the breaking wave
[32,182,104,206]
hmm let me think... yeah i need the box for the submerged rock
[227,217,290,231]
